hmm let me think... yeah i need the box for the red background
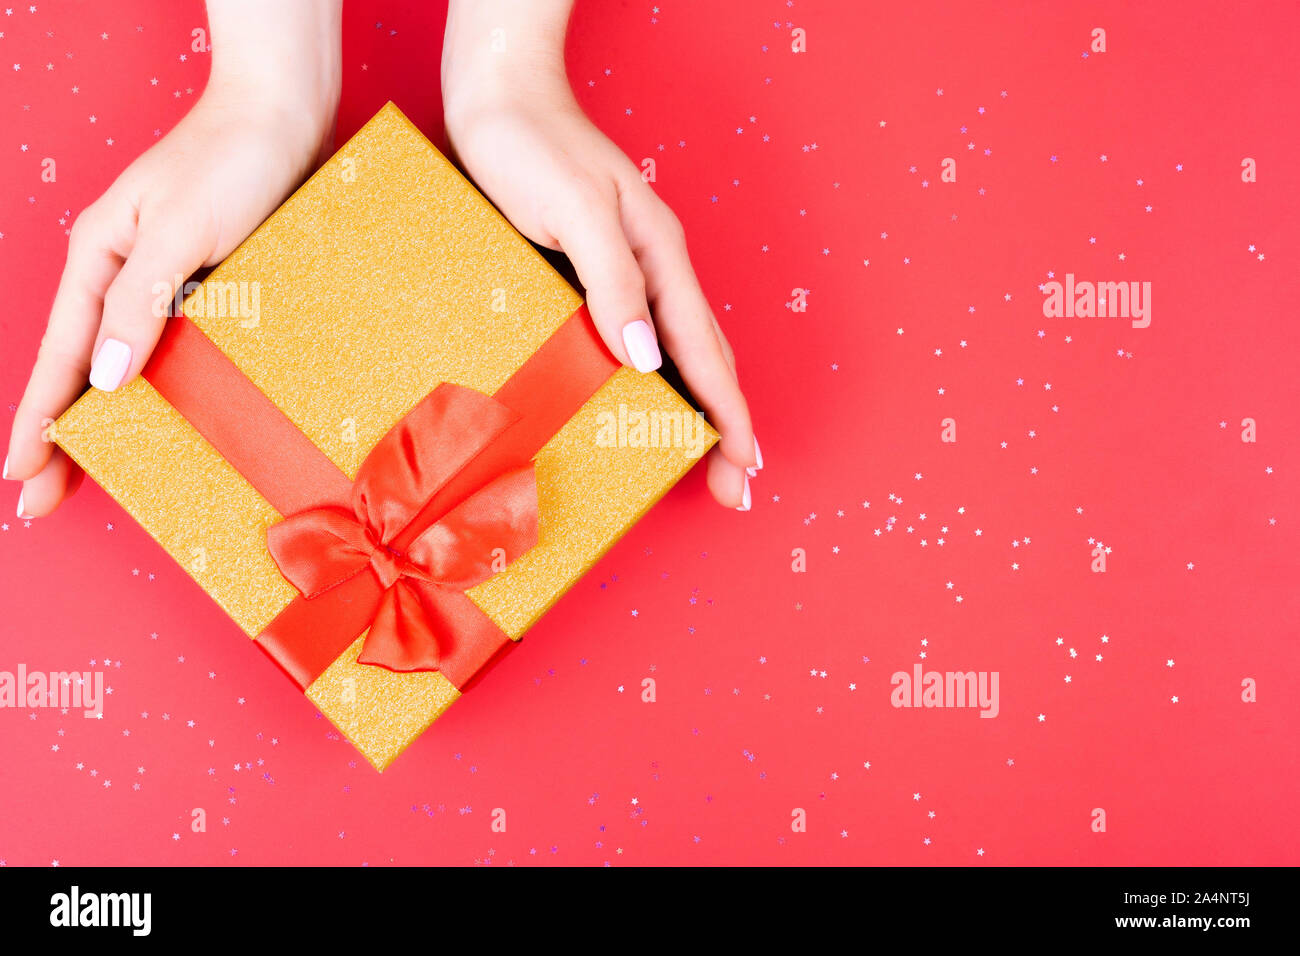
[1,0,1297,865]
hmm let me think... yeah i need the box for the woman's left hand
[442,33,760,510]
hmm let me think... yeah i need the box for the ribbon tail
[358,580,443,672]
[357,580,511,685]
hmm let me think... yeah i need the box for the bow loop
[407,466,539,591]
[350,384,520,548]
[266,507,374,598]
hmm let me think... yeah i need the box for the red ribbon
[265,383,539,675]
[142,305,618,692]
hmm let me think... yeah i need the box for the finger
[705,317,763,477]
[707,446,750,512]
[15,450,82,519]
[7,200,128,484]
[619,186,757,473]
[712,316,737,376]
[545,180,662,373]
[90,205,213,392]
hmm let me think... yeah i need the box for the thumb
[89,213,213,391]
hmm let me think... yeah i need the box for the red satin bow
[265,383,538,674]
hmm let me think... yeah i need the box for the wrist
[205,0,342,145]
[204,66,341,151]
[441,1,573,135]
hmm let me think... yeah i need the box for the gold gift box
[55,102,715,770]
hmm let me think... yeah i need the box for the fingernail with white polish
[89,338,132,391]
[16,490,32,519]
[747,436,764,478]
[622,320,663,373]
[735,476,751,512]
[2,456,10,480]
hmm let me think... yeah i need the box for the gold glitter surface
[56,378,297,637]
[305,634,461,771]
[182,102,582,480]
[54,102,716,771]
